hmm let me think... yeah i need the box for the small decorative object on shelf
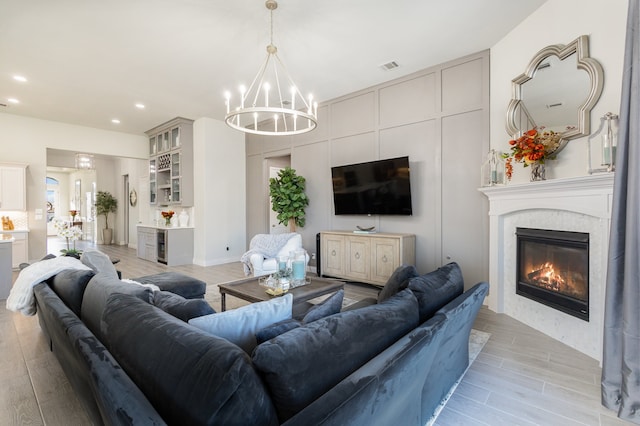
[503,127,562,182]
[161,210,175,226]
[179,209,189,227]
[480,149,506,186]
[588,112,618,174]
[69,210,78,221]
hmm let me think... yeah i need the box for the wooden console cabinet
[320,231,416,286]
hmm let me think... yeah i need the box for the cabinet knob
[331,250,336,256]
[381,255,388,263]
[446,256,451,260]
[354,252,360,260]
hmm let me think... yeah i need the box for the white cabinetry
[9,231,28,268]
[146,118,193,206]
[320,231,416,286]
[0,164,27,211]
[136,226,157,262]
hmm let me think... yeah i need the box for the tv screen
[331,156,413,215]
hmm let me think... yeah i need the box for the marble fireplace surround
[480,174,614,362]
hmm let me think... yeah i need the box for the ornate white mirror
[506,35,604,154]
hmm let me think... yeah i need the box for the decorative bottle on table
[291,249,307,287]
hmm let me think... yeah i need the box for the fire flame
[529,262,566,290]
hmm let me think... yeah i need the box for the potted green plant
[269,167,309,231]
[95,191,118,244]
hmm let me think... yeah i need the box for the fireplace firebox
[516,228,589,321]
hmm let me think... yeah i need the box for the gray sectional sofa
[31,256,488,426]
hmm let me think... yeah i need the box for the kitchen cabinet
[8,231,28,268]
[146,118,193,206]
[136,225,193,266]
[0,164,27,211]
[320,231,415,286]
[137,226,157,262]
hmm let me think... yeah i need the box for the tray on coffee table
[218,276,344,312]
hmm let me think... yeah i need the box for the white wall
[192,117,246,266]
[490,0,628,182]
[0,113,147,260]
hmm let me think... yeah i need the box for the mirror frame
[506,35,604,153]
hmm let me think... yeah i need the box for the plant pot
[102,228,113,245]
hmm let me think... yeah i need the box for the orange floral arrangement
[503,127,562,180]
[161,210,175,219]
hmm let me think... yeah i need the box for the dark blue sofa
[32,261,488,426]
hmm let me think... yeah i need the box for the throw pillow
[301,289,344,323]
[189,293,293,354]
[377,264,419,303]
[50,269,95,315]
[81,273,154,341]
[153,290,215,322]
[81,249,119,280]
[252,289,419,421]
[255,318,302,345]
[408,261,464,323]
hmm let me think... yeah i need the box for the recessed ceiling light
[111,119,121,124]
[135,103,145,109]
[13,75,27,82]
[7,98,19,104]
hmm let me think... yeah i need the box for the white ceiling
[0,0,546,136]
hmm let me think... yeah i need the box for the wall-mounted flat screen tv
[331,156,413,215]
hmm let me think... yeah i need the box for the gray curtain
[601,0,640,423]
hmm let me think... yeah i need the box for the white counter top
[1,229,29,233]
[0,234,15,244]
[137,224,194,230]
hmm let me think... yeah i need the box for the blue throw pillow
[252,289,419,421]
[378,265,419,303]
[189,293,292,354]
[302,289,344,323]
[255,318,302,345]
[50,269,95,316]
[408,262,464,323]
[153,290,215,322]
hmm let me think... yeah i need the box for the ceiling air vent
[380,61,399,71]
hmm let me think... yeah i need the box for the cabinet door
[171,126,180,149]
[0,167,26,210]
[11,233,28,268]
[370,238,400,285]
[149,160,157,204]
[149,136,157,155]
[158,131,170,152]
[322,234,345,277]
[346,237,370,281]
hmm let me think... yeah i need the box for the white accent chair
[247,233,310,277]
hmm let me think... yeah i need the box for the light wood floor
[0,239,631,425]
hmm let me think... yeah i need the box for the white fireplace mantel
[479,173,614,361]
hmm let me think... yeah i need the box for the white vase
[179,210,189,227]
[170,216,178,227]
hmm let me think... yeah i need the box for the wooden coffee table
[218,276,344,312]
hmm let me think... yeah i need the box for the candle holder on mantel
[588,112,618,174]
[480,149,506,187]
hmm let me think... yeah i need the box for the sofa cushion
[152,290,215,322]
[408,262,464,323]
[81,249,119,280]
[81,273,153,342]
[189,293,293,354]
[252,288,419,421]
[133,272,206,299]
[102,293,279,426]
[301,289,344,323]
[378,264,419,303]
[49,269,95,316]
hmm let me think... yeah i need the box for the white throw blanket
[240,233,298,275]
[6,256,92,316]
